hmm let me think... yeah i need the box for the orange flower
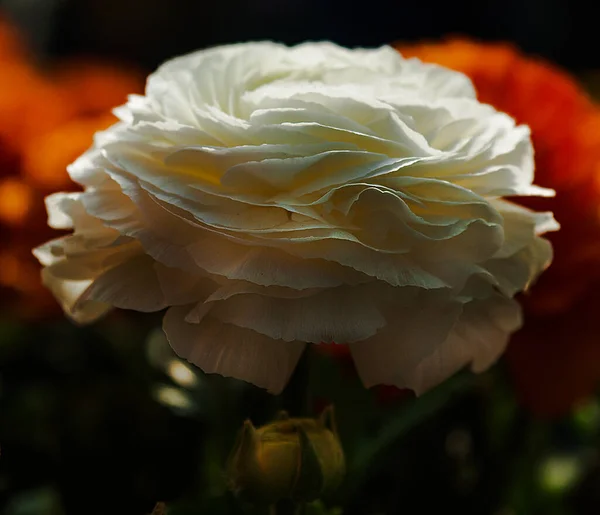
[53,59,144,117]
[22,114,117,190]
[0,15,28,63]
[17,59,144,190]
[398,38,600,416]
[0,71,75,152]
[0,178,33,226]
[0,15,144,319]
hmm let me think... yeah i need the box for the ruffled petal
[404,295,523,395]
[163,307,306,394]
[205,283,388,344]
[349,291,463,387]
[35,42,556,395]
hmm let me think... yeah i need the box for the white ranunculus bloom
[34,42,558,394]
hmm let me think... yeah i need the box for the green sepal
[292,426,325,502]
[226,420,257,496]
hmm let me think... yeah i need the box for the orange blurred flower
[22,114,117,190]
[0,14,144,319]
[0,15,28,63]
[0,178,33,226]
[397,38,600,416]
[54,59,144,116]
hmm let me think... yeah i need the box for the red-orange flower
[0,14,144,319]
[22,114,119,190]
[54,59,144,117]
[397,38,600,416]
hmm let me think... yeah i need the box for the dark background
[1,0,595,72]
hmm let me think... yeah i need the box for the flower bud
[227,405,345,504]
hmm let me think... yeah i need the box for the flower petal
[163,307,306,393]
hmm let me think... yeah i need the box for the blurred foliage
[0,315,205,515]
[1,314,600,514]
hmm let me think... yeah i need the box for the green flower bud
[227,406,345,504]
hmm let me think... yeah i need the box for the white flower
[34,42,558,394]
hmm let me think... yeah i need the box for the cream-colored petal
[40,267,112,324]
[492,199,559,259]
[35,42,556,398]
[404,295,523,395]
[349,292,463,387]
[82,178,369,289]
[78,255,168,312]
[484,236,553,296]
[206,283,388,343]
[154,264,219,305]
[350,293,522,395]
[163,307,306,393]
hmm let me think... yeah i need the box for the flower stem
[272,352,312,515]
[281,348,312,417]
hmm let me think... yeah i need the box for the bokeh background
[3,1,600,514]
[5,0,591,69]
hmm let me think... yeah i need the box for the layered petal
[163,306,306,394]
[35,42,557,395]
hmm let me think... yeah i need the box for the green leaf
[344,371,474,495]
[4,487,64,515]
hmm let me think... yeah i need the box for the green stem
[281,349,312,417]
[345,372,474,496]
[270,352,312,515]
